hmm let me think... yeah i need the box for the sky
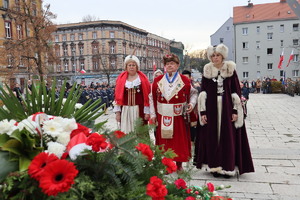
[43,0,278,51]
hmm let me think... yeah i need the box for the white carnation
[0,119,18,135]
[56,131,71,146]
[47,142,66,158]
[43,119,64,137]
[61,118,77,133]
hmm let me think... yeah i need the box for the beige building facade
[51,20,171,85]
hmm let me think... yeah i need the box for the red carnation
[186,188,192,194]
[174,178,187,189]
[39,159,78,196]
[135,143,154,161]
[146,176,168,200]
[28,152,59,181]
[114,130,126,138]
[185,197,196,200]
[86,133,108,152]
[207,182,215,192]
[161,157,177,174]
[70,123,90,138]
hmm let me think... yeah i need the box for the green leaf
[19,156,32,171]
[0,151,18,182]
[0,133,10,147]
[2,139,23,155]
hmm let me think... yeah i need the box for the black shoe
[223,174,231,179]
[211,172,221,177]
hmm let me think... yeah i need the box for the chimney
[280,0,286,2]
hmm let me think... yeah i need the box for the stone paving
[97,93,300,200]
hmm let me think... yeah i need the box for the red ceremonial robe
[152,74,191,162]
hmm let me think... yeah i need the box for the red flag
[277,48,284,69]
[286,49,294,67]
[153,61,157,71]
[79,69,86,74]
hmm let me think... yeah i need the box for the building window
[64,61,69,72]
[78,34,83,40]
[7,55,12,68]
[110,59,116,69]
[55,35,59,42]
[80,61,85,70]
[243,72,249,78]
[57,64,61,72]
[92,32,97,39]
[62,35,67,41]
[110,45,115,54]
[257,71,261,78]
[70,34,75,41]
[92,61,99,70]
[63,46,68,56]
[3,0,9,8]
[292,70,299,77]
[293,54,299,62]
[293,23,299,31]
[71,46,76,56]
[256,26,260,33]
[110,31,115,38]
[242,57,248,63]
[226,26,230,31]
[267,63,273,70]
[280,24,284,32]
[267,48,273,55]
[79,46,84,55]
[242,42,249,49]
[5,21,12,38]
[293,39,299,46]
[220,38,224,43]
[72,60,76,71]
[267,25,273,30]
[256,41,260,49]
[257,56,260,64]
[267,33,273,40]
[16,24,23,39]
[242,27,248,35]
[280,40,284,47]
[280,70,284,77]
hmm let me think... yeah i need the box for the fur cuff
[231,93,244,128]
[197,91,207,126]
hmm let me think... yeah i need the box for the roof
[233,1,299,24]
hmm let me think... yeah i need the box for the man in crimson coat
[150,54,197,171]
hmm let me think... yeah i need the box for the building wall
[210,17,234,61]
[52,21,171,85]
[235,19,300,81]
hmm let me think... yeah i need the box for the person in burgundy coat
[150,54,197,171]
[194,44,254,178]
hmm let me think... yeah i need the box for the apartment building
[51,20,171,85]
[0,0,42,88]
[210,17,234,61]
[234,0,300,81]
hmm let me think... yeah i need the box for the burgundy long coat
[194,70,254,175]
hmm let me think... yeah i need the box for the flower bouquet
[0,81,231,200]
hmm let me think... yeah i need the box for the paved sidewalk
[97,93,300,200]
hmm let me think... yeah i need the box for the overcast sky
[43,0,278,51]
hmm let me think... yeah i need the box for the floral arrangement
[0,81,231,200]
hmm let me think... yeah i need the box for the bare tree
[0,1,58,83]
[82,15,100,22]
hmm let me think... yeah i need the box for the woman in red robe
[114,55,151,134]
[194,44,254,178]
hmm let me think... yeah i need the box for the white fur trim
[207,44,228,61]
[202,164,237,176]
[231,93,244,128]
[124,55,140,69]
[197,91,207,126]
[203,61,236,79]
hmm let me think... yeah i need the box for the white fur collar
[203,61,236,79]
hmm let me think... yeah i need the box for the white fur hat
[206,44,228,62]
[124,55,140,69]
